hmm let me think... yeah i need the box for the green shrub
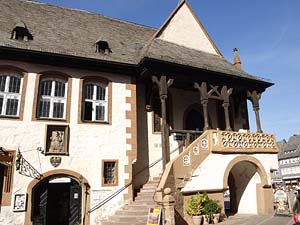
[186,193,208,216]
[202,198,222,216]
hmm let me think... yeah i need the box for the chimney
[233,48,242,69]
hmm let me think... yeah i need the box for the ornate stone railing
[206,129,278,153]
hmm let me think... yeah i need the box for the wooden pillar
[221,86,233,131]
[152,75,174,169]
[247,90,263,133]
[194,82,209,131]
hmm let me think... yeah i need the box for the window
[0,72,23,117]
[11,22,33,41]
[95,40,112,53]
[102,160,118,186]
[37,78,67,119]
[82,81,108,122]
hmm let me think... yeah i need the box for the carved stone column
[194,82,209,131]
[221,86,233,131]
[247,90,263,133]
[162,188,176,225]
[152,75,174,169]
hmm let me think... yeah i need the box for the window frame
[82,81,108,122]
[79,76,112,125]
[0,71,25,118]
[33,73,71,122]
[102,160,118,187]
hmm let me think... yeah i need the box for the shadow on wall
[133,85,150,195]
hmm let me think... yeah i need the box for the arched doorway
[223,157,270,215]
[183,104,204,143]
[31,175,82,225]
[184,106,204,131]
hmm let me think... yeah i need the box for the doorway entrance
[225,161,261,215]
[184,105,204,143]
[32,176,82,225]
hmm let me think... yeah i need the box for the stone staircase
[101,177,161,225]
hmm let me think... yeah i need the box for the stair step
[102,176,162,225]
[116,209,149,215]
[140,188,156,193]
[137,191,155,197]
[135,196,154,202]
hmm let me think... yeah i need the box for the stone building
[0,0,278,225]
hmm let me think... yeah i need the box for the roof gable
[155,0,221,56]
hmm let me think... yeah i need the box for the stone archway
[183,103,204,131]
[25,169,90,225]
[223,156,273,215]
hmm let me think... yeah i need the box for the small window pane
[54,81,65,97]
[83,102,92,121]
[84,84,93,100]
[6,99,18,115]
[104,162,116,184]
[53,102,64,118]
[40,80,52,96]
[0,96,3,114]
[0,76,6,92]
[96,105,105,121]
[8,76,21,93]
[96,86,105,100]
[38,100,50,117]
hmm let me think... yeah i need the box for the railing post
[162,188,175,225]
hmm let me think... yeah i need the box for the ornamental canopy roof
[0,0,272,89]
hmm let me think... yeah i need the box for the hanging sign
[147,207,162,225]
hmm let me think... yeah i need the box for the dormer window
[96,40,112,54]
[11,22,33,41]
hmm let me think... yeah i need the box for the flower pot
[202,215,210,225]
[213,213,221,224]
[192,215,202,225]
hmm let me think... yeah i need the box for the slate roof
[0,0,156,64]
[142,38,266,82]
[278,135,300,160]
[0,0,271,86]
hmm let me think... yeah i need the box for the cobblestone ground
[218,214,294,225]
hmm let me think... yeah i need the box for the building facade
[277,135,300,186]
[0,0,278,225]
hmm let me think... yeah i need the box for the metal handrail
[88,143,183,214]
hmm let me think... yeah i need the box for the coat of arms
[50,156,61,167]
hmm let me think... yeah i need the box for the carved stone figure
[49,131,64,153]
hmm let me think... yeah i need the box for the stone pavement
[218,214,294,225]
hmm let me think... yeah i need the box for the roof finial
[233,48,242,69]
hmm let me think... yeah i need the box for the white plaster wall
[182,153,278,193]
[0,60,131,225]
[159,4,218,55]
[238,172,260,214]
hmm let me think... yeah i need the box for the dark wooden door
[39,188,48,225]
[69,180,82,225]
[0,165,4,209]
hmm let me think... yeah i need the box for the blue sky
[37,0,300,141]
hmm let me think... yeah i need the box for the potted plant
[202,198,222,224]
[186,193,208,225]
